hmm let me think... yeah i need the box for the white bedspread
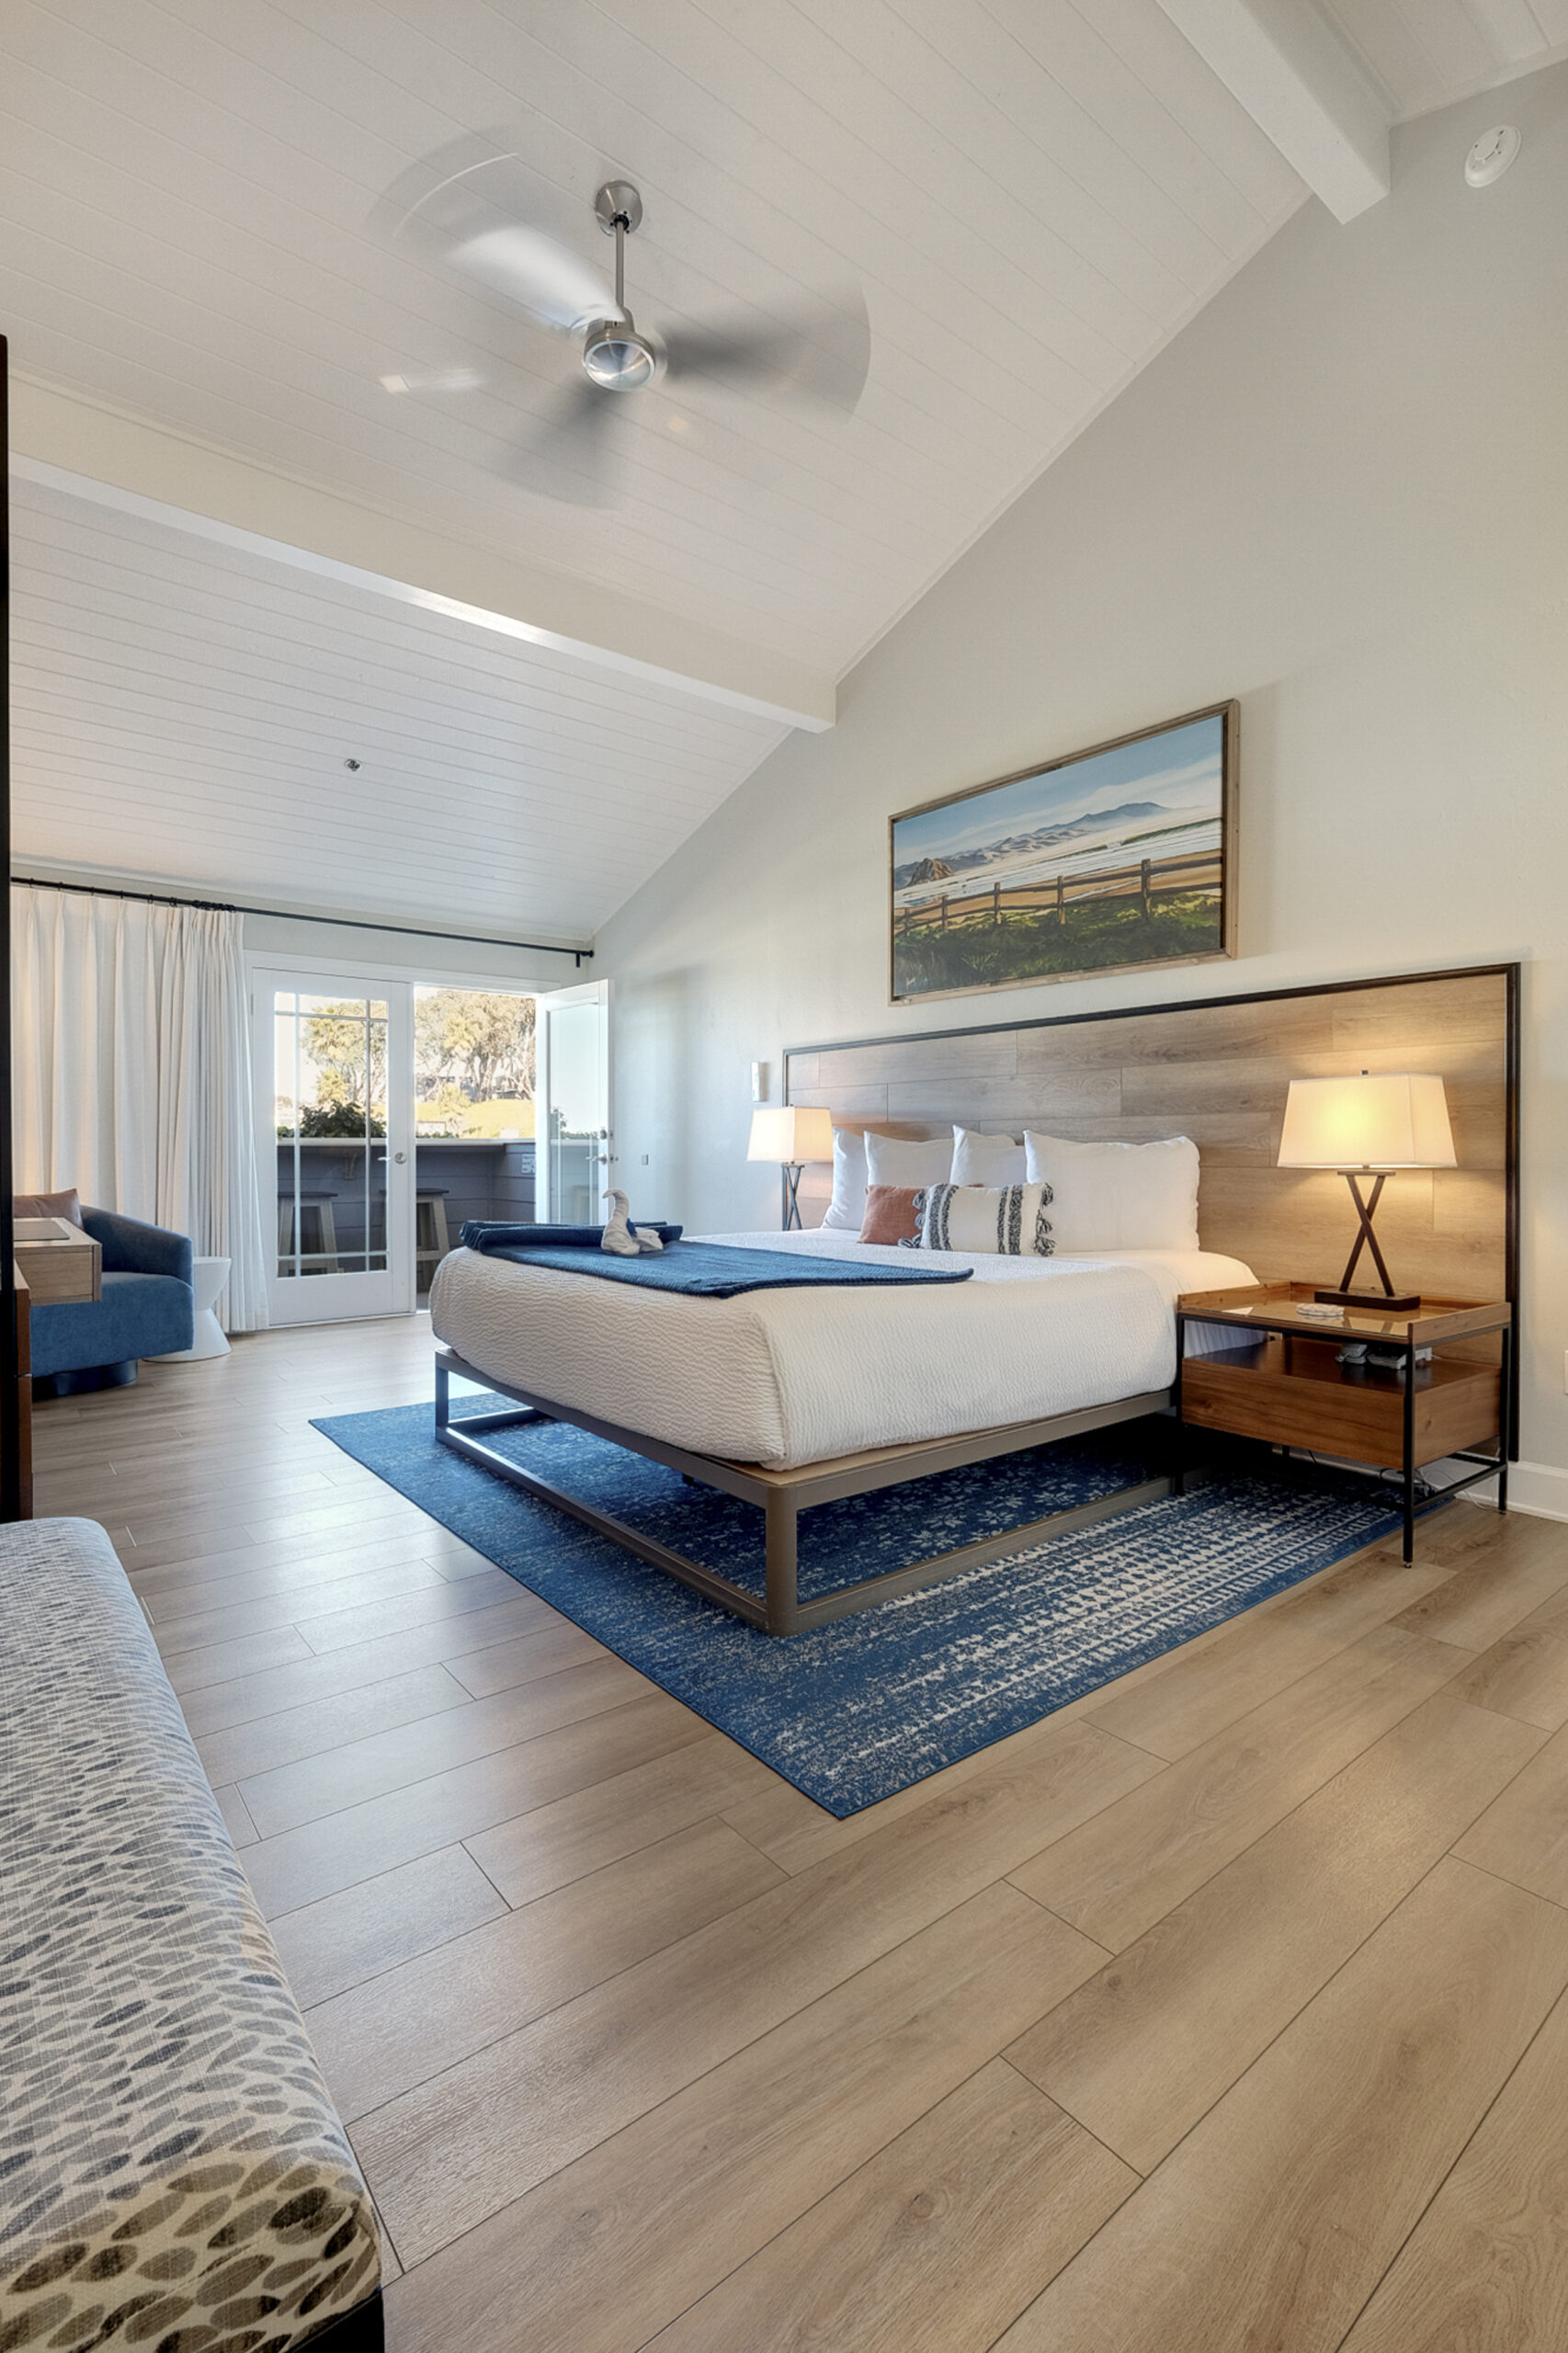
[430,1227,1256,1471]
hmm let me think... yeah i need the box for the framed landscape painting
[890,700,1238,1003]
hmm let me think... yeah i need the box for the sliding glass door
[257,970,414,1325]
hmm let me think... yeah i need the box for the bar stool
[278,1192,339,1274]
[415,1189,450,1291]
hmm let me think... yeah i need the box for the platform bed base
[434,1347,1174,1637]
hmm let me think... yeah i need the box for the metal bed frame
[434,1343,1173,1637]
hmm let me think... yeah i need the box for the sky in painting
[893,713,1224,866]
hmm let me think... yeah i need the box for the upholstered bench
[0,1518,383,2353]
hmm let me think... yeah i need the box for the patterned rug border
[310,1401,1406,1817]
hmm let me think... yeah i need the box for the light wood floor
[31,1314,1568,2352]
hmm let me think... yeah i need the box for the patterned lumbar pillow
[903,1181,1054,1256]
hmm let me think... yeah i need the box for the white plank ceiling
[1321,0,1568,118]
[0,0,1312,680]
[8,473,786,938]
[2,1,1562,936]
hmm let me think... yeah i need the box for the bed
[431,964,1517,1636]
[429,1230,1255,1635]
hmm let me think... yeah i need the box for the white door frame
[254,966,415,1324]
[536,979,612,1222]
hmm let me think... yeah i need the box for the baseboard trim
[1457,1459,1568,1523]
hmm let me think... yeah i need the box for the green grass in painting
[893,892,1221,997]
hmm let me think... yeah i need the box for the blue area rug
[311,1398,1404,1816]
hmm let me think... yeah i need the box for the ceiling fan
[375,140,869,505]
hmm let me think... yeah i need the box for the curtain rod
[11,874,593,964]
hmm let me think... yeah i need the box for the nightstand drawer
[1181,1341,1500,1469]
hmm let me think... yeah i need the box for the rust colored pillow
[15,1188,84,1227]
[858,1185,921,1245]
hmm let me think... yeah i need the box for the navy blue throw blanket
[460,1229,973,1299]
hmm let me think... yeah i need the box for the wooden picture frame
[889,699,1239,1004]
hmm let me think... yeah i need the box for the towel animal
[601,1188,665,1256]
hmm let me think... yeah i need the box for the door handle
[393,1151,407,1164]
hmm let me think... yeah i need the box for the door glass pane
[412,988,536,1298]
[274,993,389,1278]
[547,1000,604,1225]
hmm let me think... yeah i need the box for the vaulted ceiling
[8,472,786,938]
[3,0,1562,938]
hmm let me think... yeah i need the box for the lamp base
[1314,1285,1422,1314]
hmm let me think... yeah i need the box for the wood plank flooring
[29,1313,1568,2352]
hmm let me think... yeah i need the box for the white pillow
[905,1182,1054,1256]
[864,1131,956,1190]
[822,1128,869,1233]
[950,1126,1027,1187]
[1023,1133,1199,1252]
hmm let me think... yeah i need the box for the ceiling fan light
[582,318,656,391]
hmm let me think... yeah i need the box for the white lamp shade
[1278,1074,1456,1169]
[747,1105,835,1165]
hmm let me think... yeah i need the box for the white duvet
[430,1227,1256,1472]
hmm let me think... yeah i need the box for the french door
[256,970,415,1325]
[536,980,612,1222]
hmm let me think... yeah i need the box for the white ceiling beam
[1153,0,1391,222]
[8,378,835,733]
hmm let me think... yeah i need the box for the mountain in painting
[892,801,1170,889]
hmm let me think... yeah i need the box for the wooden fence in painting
[892,847,1221,938]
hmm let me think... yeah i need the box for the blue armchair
[30,1209,195,1395]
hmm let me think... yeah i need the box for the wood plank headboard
[784,964,1518,1311]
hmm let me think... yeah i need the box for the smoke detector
[1465,126,1520,188]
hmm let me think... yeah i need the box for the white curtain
[12,885,270,1332]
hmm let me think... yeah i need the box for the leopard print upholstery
[1,1518,381,2352]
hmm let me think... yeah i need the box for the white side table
[149,1255,232,1362]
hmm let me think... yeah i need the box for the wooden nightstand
[1175,1281,1513,1563]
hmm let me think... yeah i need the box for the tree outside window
[414,991,536,1136]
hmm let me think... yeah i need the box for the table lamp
[747,1105,835,1230]
[1277,1072,1455,1312]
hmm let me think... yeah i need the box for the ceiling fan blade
[375,137,612,335]
[448,222,612,335]
[662,290,869,413]
[503,383,623,506]
[380,366,486,396]
[642,391,783,491]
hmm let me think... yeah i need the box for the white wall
[598,70,1568,1498]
